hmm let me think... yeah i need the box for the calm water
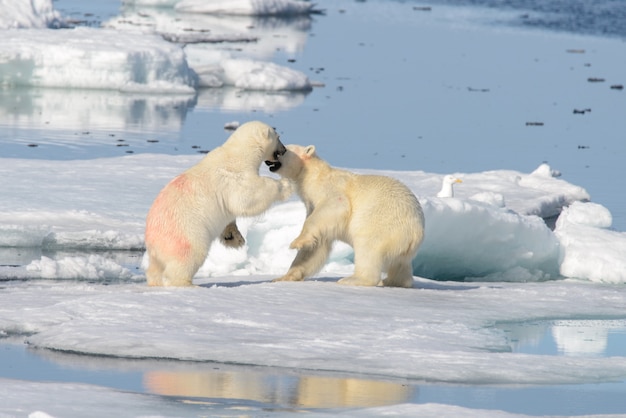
[422,0,626,39]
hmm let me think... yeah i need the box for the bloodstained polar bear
[145,121,292,286]
[271,144,425,288]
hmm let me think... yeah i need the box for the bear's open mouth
[265,147,286,172]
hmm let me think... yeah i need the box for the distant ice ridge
[0,0,62,29]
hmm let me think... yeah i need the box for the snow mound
[555,201,626,283]
[414,197,560,281]
[26,255,138,280]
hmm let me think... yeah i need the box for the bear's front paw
[220,222,245,248]
[272,270,304,282]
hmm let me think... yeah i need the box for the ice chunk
[0,28,197,93]
[555,201,626,283]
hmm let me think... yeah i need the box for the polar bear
[271,144,425,288]
[145,121,292,287]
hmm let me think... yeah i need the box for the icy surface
[2,153,623,283]
[0,4,313,92]
[555,201,626,283]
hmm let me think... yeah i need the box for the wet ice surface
[2,0,626,416]
[1,278,626,417]
[2,318,626,417]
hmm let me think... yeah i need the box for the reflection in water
[4,340,626,416]
[552,320,612,357]
[108,5,313,60]
[15,345,414,409]
[0,86,309,159]
[0,87,194,133]
[498,319,626,357]
[144,369,414,408]
[23,345,415,409]
[195,87,308,113]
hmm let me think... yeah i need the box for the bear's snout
[265,159,282,172]
[265,141,287,172]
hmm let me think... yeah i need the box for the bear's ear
[303,145,316,159]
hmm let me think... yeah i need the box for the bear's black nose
[265,160,282,172]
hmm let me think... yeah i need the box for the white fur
[144,121,292,286]
[274,144,425,288]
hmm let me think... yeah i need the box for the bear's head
[228,121,286,171]
[271,144,317,180]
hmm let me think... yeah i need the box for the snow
[555,202,626,283]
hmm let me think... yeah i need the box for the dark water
[419,0,626,39]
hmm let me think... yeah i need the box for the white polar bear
[145,121,292,287]
[272,144,425,288]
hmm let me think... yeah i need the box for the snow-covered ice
[0,0,314,92]
[0,27,197,93]
[2,153,624,283]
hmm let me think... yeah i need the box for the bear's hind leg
[146,253,164,286]
[383,258,414,288]
[161,262,195,287]
[338,244,383,287]
[160,250,206,287]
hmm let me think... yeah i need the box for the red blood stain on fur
[146,178,192,261]
[170,174,192,192]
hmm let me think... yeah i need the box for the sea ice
[0,153,623,283]
[0,28,197,93]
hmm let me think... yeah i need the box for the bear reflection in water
[144,368,415,408]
